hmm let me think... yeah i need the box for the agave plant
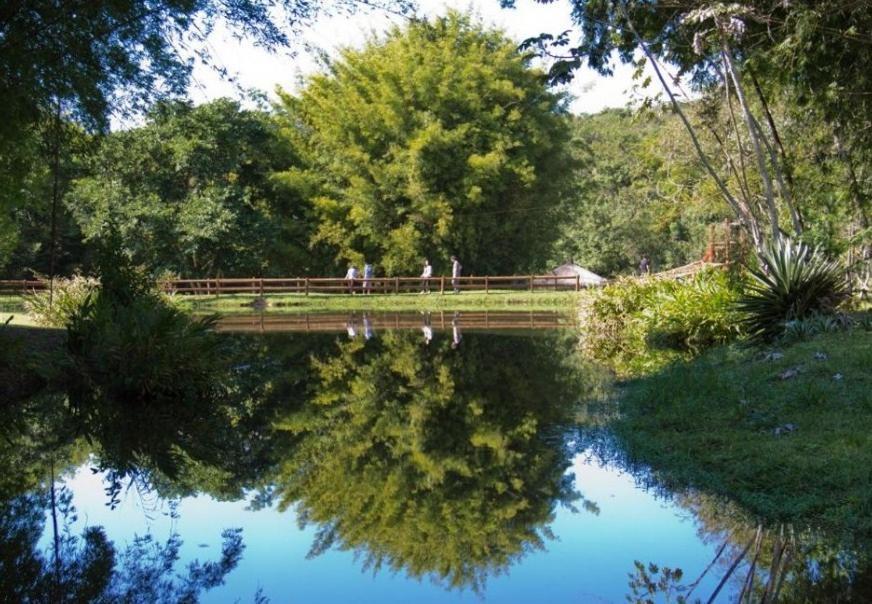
[737,237,849,343]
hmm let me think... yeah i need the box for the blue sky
[188,0,678,115]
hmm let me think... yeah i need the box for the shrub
[66,244,224,403]
[736,237,849,343]
[579,268,742,375]
[24,275,98,327]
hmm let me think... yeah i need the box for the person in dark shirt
[639,255,651,276]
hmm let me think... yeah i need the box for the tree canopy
[276,12,574,275]
[68,99,312,277]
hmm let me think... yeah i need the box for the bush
[24,275,98,327]
[579,268,742,375]
[66,244,224,403]
[736,237,849,343]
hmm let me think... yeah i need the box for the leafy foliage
[272,331,594,590]
[69,99,316,277]
[552,109,731,275]
[737,238,849,343]
[24,276,98,327]
[579,269,743,375]
[277,12,573,275]
[65,241,225,403]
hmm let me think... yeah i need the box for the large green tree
[277,12,573,275]
[68,99,315,277]
[0,0,411,275]
[506,0,872,260]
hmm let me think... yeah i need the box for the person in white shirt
[362,262,374,294]
[450,255,462,293]
[451,312,462,348]
[421,311,433,344]
[344,265,358,294]
[420,259,433,293]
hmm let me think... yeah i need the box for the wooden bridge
[1,274,593,296]
[0,262,726,297]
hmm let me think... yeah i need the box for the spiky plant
[737,237,849,343]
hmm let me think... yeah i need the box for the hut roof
[551,263,607,285]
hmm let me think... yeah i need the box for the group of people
[343,256,464,294]
[343,261,376,294]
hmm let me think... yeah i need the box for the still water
[3,315,865,601]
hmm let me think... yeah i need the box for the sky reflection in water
[7,322,840,601]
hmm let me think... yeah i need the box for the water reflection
[215,310,574,334]
[2,327,871,601]
[270,331,594,590]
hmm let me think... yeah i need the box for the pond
[3,314,868,601]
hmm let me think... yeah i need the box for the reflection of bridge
[215,311,574,333]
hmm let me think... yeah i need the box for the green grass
[611,328,872,536]
[0,295,26,313]
[174,290,582,314]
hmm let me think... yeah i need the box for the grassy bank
[176,290,582,314]
[611,329,872,535]
[0,295,26,313]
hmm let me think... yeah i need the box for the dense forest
[1,2,870,280]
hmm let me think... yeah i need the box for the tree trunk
[720,39,781,241]
[627,17,763,250]
[48,100,62,305]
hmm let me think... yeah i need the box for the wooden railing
[160,274,591,295]
[0,280,48,295]
[1,274,594,297]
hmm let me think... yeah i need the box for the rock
[814,352,829,360]
[778,367,800,380]
[833,373,844,381]
[773,423,798,437]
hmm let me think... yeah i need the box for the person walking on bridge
[420,259,433,294]
[362,262,374,294]
[450,255,462,293]
[344,264,358,294]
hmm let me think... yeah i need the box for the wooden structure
[163,274,590,295]
[703,220,746,263]
[0,280,47,295]
[1,274,594,297]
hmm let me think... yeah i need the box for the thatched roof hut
[550,263,607,286]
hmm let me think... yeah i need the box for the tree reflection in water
[271,331,598,591]
[4,328,872,601]
[622,481,872,602]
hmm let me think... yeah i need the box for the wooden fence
[162,274,589,296]
[0,280,47,295]
[0,275,592,297]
